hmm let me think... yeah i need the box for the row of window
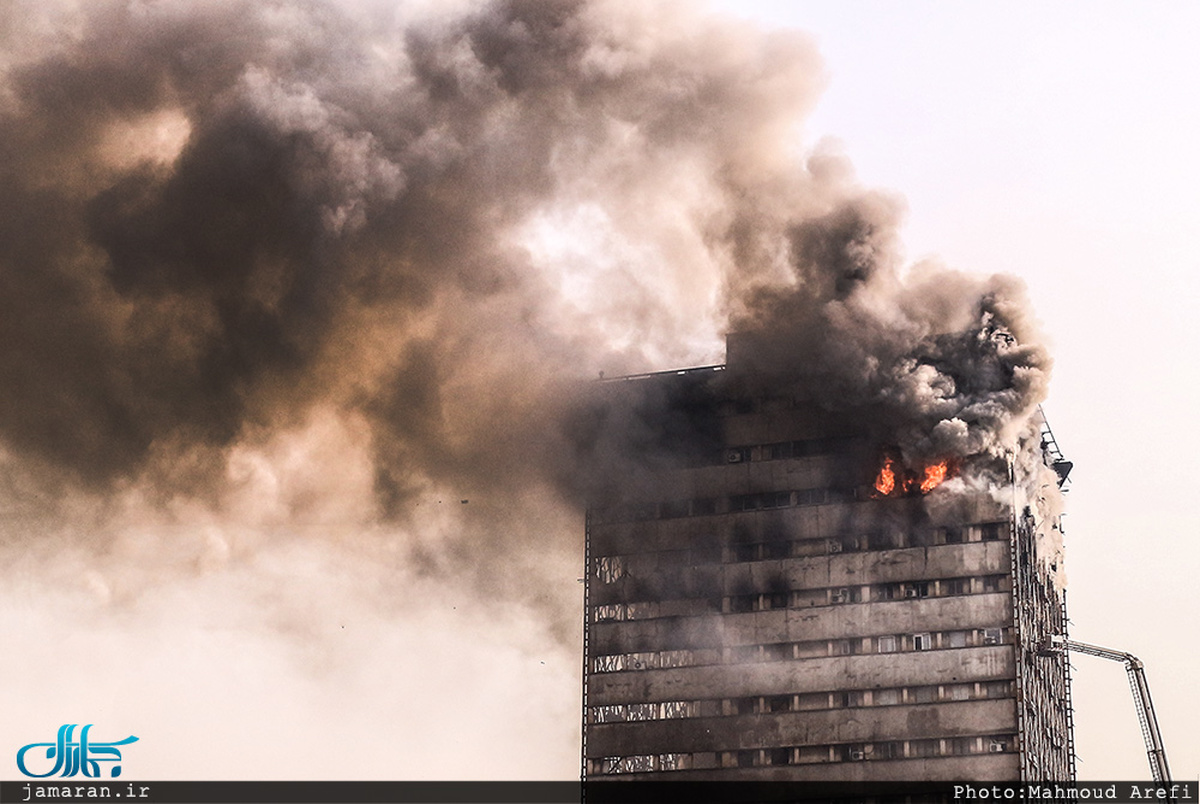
[592,574,1009,623]
[592,522,1010,581]
[589,679,1015,723]
[590,626,1009,674]
[721,437,858,466]
[588,734,1018,775]
[593,488,854,524]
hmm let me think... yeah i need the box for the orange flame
[920,461,949,493]
[874,457,896,496]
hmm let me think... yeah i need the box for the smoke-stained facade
[581,341,1073,781]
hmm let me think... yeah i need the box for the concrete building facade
[581,359,1073,782]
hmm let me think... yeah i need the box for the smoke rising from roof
[0,0,1056,777]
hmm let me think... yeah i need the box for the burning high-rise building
[581,333,1073,782]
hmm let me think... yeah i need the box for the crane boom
[1046,636,1171,782]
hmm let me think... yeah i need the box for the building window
[944,683,972,701]
[909,685,936,704]
[594,604,625,622]
[874,688,901,706]
[657,753,690,771]
[943,578,968,595]
[728,595,755,613]
[983,628,1003,645]
[875,741,902,760]
[831,640,856,657]
[660,499,690,519]
[767,747,791,766]
[904,581,930,599]
[947,630,968,648]
[595,555,625,583]
[796,692,828,710]
[732,543,758,562]
[877,635,897,653]
[762,541,791,560]
[910,739,939,758]
[661,701,693,719]
[766,694,792,713]
[736,750,756,768]
[985,680,1013,698]
[763,643,791,662]
[913,632,933,651]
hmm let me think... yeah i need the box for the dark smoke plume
[0,0,1057,777]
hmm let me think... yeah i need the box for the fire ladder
[1042,635,1171,782]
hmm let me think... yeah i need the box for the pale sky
[709,0,1200,780]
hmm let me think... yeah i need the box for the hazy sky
[2,0,1196,785]
[711,0,1200,780]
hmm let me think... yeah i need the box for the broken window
[983,628,1003,645]
[593,655,622,673]
[595,555,625,584]
[661,701,693,719]
[625,703,658,722]
[621,755,654,773]
[594,604,625,622]
[767,747,791,766]
[591,705,624,723]
[658,649,692,669]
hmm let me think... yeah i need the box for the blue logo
[16,725,138,778]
